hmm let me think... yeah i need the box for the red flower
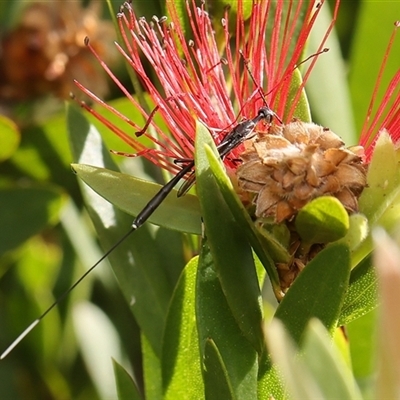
[75,0,338,177]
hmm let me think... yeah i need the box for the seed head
[237,121,367,223]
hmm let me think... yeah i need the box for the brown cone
[237,121,367,223]
[236,120,368,293]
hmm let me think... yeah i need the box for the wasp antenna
[239,50,274,113]
[295,48,329,69]
[1,226,136,359]
[1,320,39,360]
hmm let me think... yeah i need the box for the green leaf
[203,339,235,400]
[274,243,351,343]
[347,309,377,386]
[257,357,285,400]
[203,143,282,298]
[286,68,312,122]
[259,244,351,398]
[67,103,175,357]
[264,319,324,399]
[0,186,66,256]
[339,255,378,326]
[353,133,400,266]
[155,227,187,286]
[0,115,20,162]
[113,359,142,400]
[265,319,362,400]
[195,121,264,353]
[142,334,162,400]
[301,319,362,399]
[71,164,201,235]
[295,196,349,244]
[349,2,400,132]
[162,257,203,399]
[359,131,399,220]
[253,221,291,264]
[332,328,353,374]
[306,3,357,144]
[196,241,258,399]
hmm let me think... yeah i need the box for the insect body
[177,107,276,196]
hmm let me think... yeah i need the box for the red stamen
[359,21,400,161]
[76,0,340,175]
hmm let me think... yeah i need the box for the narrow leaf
[349,2,400,132]
[204,144,282,298]
[265,319,323,399]
[195,122,264,353]
[196,241,258,400]
[339,255,378,326]
[71,164,201,235]
[274,243,351,343]
[113,359,142,400]
[347,310,377,384]
[359,131,399,220]
[302,319,362,399]
[142,334,162,400]
[265,319,362,400]
[203,339,235,400]
[286,68,311,122]
[306,3,357,143]
[162,257,203,399]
